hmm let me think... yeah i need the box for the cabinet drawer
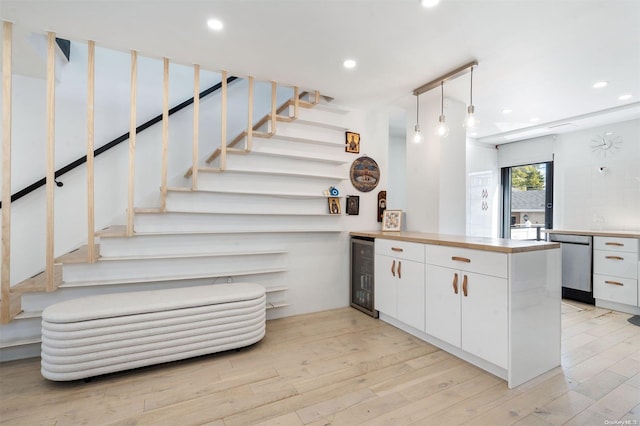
[425,245,508,278]
[594,274,638,306]
[594,237,639,253]
[375,239,425,262]
[593,250,638,279]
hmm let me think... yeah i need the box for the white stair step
[248,134,345,157]
[166,190,338,215]
[60,267,287,287]
[207,153,348,179]
[284,104,351,129]
[226,147,350,165]
[134,211,343,234]
[99,232,290,258]
[62,252,286,282]
[21,276,287,312]
[194,168,345,194]
[270,119,344,143]
[100,249,286,262]
[254,131,344,148]
[0,314,42,343]
[0,337,41,349]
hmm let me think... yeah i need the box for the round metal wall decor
[350,156,380,193]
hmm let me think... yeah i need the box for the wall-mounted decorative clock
[590,133,622,157]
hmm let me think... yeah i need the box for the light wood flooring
[1,301,639,425]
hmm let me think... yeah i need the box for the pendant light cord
[440,81,444,115]
[470,66,473,105]
[416,95,420,123]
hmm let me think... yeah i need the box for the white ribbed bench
[41,283,266,381]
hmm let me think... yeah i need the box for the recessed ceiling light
[530,117,540,123]
[592,81,608,89]
[207,18,224,32]
[502,109,513,114]
[619,94,633,100]
[343,59,356,69]
[420,0,440,7]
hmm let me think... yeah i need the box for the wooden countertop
[545,229,640,239]
[350,231,560,254]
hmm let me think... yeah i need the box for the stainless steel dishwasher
[548,233,594,304]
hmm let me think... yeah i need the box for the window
[501,162,553,240]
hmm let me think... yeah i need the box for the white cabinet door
[396,259,426,331]
[461,272,508,369]
[375,254,397,317]
[425,264,461,347]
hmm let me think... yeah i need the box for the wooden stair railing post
[191,64,200,190]
[127,50,137,237]
[293,86,299,119]
[46,32,56,292]
[220,70,228,170]
[160,57,169,211]
[87,40,96,263]
[1,21,13,322]
[270,81,277,135]
[246,76,254,151]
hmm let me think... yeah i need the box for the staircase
[0,90,356,362]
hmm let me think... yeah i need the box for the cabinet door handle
[605,280,624,286]
[391,247,404,252]
[452,273,459,294]
[605,242,624,247]
[462,275,468,297]
[605,255,624,261]
[398,261,402,279]
[452,256,471,263]
[391,260,396,277]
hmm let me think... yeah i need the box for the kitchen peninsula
[351,231,561,388]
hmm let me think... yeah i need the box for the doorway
[501,162,553,240]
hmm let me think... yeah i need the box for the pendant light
[463,65,476,129]
[435,81,449,138]
[413,94,423,143]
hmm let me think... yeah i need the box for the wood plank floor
[1,300,638,425]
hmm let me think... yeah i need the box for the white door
[374,254,397,318]
[396,259,426,332]
[461,272,508,368]
[425,264,461,347]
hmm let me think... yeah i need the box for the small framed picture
[382,210,402,231]
[328,197,341,214]
[346,195,360,215]
[345,131,360,153]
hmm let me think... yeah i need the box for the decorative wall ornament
[350,156,380,192]
[328,197,341,214]
[382,210,403,231]
[377,190,387,222]
[346,195,360,215]
[345,131,360,153]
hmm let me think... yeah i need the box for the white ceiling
[2,0,639,143]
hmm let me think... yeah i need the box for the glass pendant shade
[463,105,476,129]
[413,124,423,143]
[435,115,449,137]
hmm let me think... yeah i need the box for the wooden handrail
[246,76,254,151]
[1,21,13,322]
[127,50,137,237]
[46,32,56,292]
[191,64,200,190]
[220,70,228,171]
[160,57,169,212]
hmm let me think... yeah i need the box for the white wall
[554,118,640,231]
[404,91,467,234]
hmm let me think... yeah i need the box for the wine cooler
[350,236,378,317]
